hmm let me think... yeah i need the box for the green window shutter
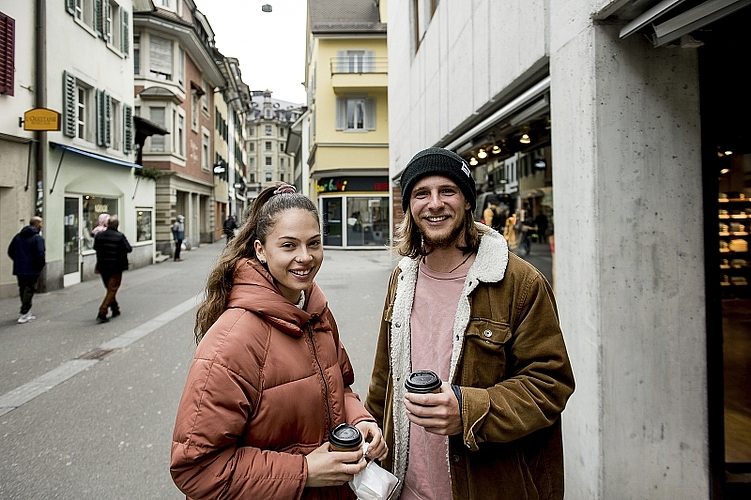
[95,89,103,146]
[335,97,345,130]
[365,98,376,130]
[121,10,129,55]
[66,0,76,16]
[103,1,110,42]
[94,0,103,37]
[62,71,76,138]
[104,92,112,147]
[123,105,133,153]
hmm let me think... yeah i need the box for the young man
[365,147,575,500]
[7,216,45,324]
[94,216,132,323]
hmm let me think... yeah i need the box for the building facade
[388,0,751,497]
[305,0,389,248]
[133,0,223,256]
[1,0,155,297]
[246,90,303,202]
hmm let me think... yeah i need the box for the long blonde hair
[193,184,319,343]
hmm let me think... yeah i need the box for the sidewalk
[513,240,554,286]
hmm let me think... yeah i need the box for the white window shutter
[149,35,173,75]
[65,0,75,15]
[335,97,345,130]
[62,71,77,137]
[121,10,129,55]
[365,98,376,130]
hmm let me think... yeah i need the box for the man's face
[410,175,470,249]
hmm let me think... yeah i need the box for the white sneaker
[17,312,36,324]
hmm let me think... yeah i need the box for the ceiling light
[491,145,501,155]
[725,150,733,156]
[519,133,531,144]
[477,148,488,159]
[720,168,730,175]
[469,157,478,166]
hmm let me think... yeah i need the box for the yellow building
[305,0,389,247]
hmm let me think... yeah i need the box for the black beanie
[400,147,476,211]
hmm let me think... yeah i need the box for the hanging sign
[23,108,61,131]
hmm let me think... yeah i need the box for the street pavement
[0,238,549,499]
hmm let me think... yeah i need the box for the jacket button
[395,322,401,328]
[483,330,492,338]
[452,454,460,463]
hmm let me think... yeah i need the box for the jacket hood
[227,258,328,337]
[20,226,40,239]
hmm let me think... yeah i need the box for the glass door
[322,197,342,246]
[63,196,81,287]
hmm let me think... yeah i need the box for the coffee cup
[329,423,363,452]
[405,370,442,394]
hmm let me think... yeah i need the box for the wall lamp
[519,133,531,144]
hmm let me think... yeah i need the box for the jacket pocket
[460,319,512,387]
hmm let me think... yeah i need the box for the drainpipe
[35,0,48,290]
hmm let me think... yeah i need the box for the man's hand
[304,442,366,488]
[404,382,462,436]
[355,420,388,461]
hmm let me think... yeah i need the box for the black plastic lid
[404,370,442,393]
[329,423,362,449]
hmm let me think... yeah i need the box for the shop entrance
[63,196,81,287]
[699,8,751,497]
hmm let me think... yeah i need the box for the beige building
[305,0,389,248]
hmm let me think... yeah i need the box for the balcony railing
[330,57,388,75]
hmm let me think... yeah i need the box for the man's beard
[422,217,465,250]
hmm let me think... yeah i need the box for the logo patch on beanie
[461,161,471,177]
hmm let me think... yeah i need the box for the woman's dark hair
[193,183,318,343]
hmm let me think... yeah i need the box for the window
[76,87,88,138]
[265,157,272,166]
[70,0,93,27]
[265,141,272,151]
[280,158,284,168]
[0,12,15,96]
[175,112,184,156]
[336,97,376,131]
[177,46,184,86]
[249,157,255,167]
[82,195,119,250]
[280,173,285,182]
[149,107,165,151]
[265,125,272,135]
[248,126,254,136]
[414,0,439,47]
[201,80,209,114]
[264,108,272,119]
[265,172,272,182]
[104,1,115,45]
[202,131,210,171]
[191,91,199,131]
[335,50,375,73]
[249,142,255,152]
[136,209,153,242]
[280,127,285,138]
[279,142,284,151]
[149,35,173,80]
[133,33,140,74]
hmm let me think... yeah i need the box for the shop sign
[23,108,61,131]
[316,176,389,193]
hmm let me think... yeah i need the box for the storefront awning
[49,143,141,194]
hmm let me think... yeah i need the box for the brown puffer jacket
[171,258,373,500]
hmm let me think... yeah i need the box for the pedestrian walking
[535,212,550,243]
[172,215,185,261]
[364,147,574,500]
[93,216,132,323]
[171,183,387,500]
[7,216,45,324]
[223,214,238,244]
[517,203,533,255]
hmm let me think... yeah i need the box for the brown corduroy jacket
[364,228,575,500]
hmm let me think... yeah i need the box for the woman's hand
[355,420,388,461]
[304,442,366,488]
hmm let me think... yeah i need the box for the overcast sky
[196,0,308,104]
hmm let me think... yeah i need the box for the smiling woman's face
[254,208,323,304]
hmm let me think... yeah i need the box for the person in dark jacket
[223,214,238,244]
[94,216,132,323]
[172,215,185,261]
[7,216,45,324]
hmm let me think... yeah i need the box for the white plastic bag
[349,445,399,500]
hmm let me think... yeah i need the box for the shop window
[346,197,388,246]
[82,195,119,250]
[136,209,152,242]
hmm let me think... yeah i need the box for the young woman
[171,184,387,499]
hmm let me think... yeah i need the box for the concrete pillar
[552,24,709,498]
